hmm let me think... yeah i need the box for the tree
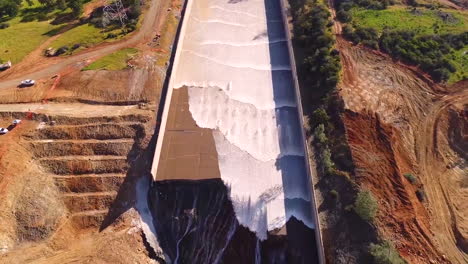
[68,0,83,18]
[57,0,66,10]
[369,241,406,264]
[337,9,351,23]
[311,108,330,127]
[354,190,378,222]
[37,0,83,17]
[38,0,56,7]
[403,173,417,184]
[314,124,328,145]
[128,0,141,19]
[0,0,21,18]
[355,27,378,42]
[432,68,450,82]
[322,147,334,174]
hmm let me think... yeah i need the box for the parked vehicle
[0,128,8,135]
[20,79,35,87]
[0,61,11,71]
[12,119,21,126]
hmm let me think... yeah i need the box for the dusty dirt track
[337,38,467,263]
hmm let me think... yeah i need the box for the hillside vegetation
[0,0,142,63]
[290,0,406,263]
[336,1,468,83]
[0,0,64,63]
[351,6,468,35]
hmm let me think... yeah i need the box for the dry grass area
[337,38,468,263]
[0,65,164,105]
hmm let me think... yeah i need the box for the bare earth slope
[0,107,161,263]
[338,38,468,263]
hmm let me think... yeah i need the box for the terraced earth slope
[27,119,145,229]
[0,110,163,263]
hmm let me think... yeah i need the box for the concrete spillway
[149,0,322,262]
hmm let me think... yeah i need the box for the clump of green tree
[403,173,417,184]
[123,0,142,19]
[311,108,351,178]
[354,190,378,222]
[369,240,407,264]
[335,0,393,24]
[344,27,467,82]
[335,0,467,83]
[293,1,341,93]
[379,31,466,82]
[37,0,85,18]
[292,1,353,180]
[0,0,22,18]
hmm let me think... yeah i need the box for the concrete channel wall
[151,0,194,179]
[278,0,326,263]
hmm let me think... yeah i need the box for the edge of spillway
[150,0,326,262]
[277,0,326,263]
[151,0,194,179]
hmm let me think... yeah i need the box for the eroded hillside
[338,38,467,263]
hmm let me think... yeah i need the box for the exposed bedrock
[148,180,318,264]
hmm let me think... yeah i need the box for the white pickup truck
[0,61,11,71]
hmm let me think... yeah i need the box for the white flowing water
[173,0,314,240]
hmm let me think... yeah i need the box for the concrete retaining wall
[151,0,194,179]
[278,0,326,263]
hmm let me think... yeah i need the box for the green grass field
[0,0,64,63]
[49,23,123,52]
[82,48,139,71]
[351,6,468,35]
[0,17,60,63]
[0,0,128,63]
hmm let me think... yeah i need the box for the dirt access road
[0,0,169,89]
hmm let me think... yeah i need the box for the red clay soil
[335,27,468,262]
[343,111,448,264]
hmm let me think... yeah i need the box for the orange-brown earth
[337,37,467,263]
[0,109,161,263]
[0,0,184,262]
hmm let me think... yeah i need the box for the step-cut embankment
[26,118,146,229]
[29,139,135,158]
[30,123,144,140]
